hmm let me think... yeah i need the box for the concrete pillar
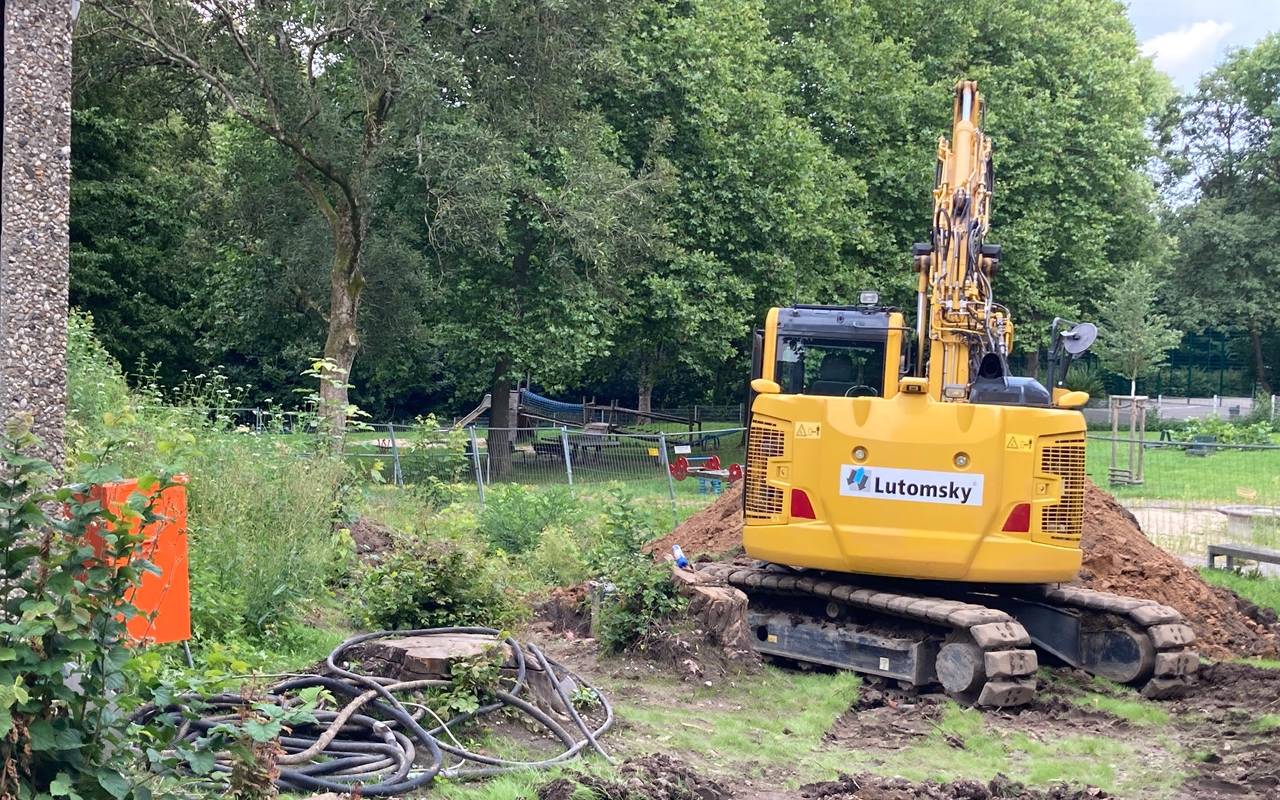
[0,0,73,466]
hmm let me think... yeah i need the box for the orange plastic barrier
[85,477,191,645]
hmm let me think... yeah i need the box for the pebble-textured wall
[1,0,73,466]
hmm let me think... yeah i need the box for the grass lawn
[423,661,1190,800]
[1199,567,1280,614]
[1086,433,1280,505]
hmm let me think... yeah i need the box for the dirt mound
[1076,482,1279,659]
[538,754,729,800]
[801,773,1107,800]
[646,482,744,559]
[346,517,396,562]
[534,584,592,638]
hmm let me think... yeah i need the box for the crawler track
[694,562,1198,706]
[697,562,1039,706]
[1012,583,1199,697]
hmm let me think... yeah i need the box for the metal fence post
[387,423,403,486]
[468,425,486,506]
[560,426,574,488]
[1272,394,1276,423]
[657,431,678,527]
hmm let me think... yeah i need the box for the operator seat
[809,353,856,397]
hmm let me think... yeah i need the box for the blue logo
[849,466,869,490]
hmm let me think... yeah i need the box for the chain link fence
[1088,433,1280,572]
[344,423,746,525]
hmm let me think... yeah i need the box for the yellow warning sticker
[1005,434,1033,452]
[795,422,822,439]
[646,447,659,457]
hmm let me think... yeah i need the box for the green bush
[525,525,591,588]
[1062,361,1106,398]
[477,484,580,554]
[399,418,471,484]
[1178,415,1273,446]
[589,491,685,653]
[66,319,356,642]
[357,532,522,630]
[0,423,167,798]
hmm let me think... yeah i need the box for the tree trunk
[637,364,654,425]
[297,167,365,453]
[1251,324,1273,395]
[318,229,362,451]
[488,355,514,480]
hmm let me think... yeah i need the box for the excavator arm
[914,81,1011,401]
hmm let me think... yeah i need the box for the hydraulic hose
[132,628,614,796]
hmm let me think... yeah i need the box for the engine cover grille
[1040,437,1085,541]
[745,419,785,519]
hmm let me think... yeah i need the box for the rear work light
[791,489,816,520]
[1002,502,1031,533]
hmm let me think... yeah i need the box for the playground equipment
[516,388,711,434]
[669,454,743,494]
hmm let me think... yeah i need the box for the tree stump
[344,633,574,721]
[670,565,756,660]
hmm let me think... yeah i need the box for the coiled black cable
[133,628,614,796]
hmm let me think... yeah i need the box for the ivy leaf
[49,773,73,796]
[185,747,216,775]
[96,770,130,800]
[242,719,282,742]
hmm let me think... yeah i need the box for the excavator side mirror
[751,378,781,395]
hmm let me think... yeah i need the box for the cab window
[775,337,885,397]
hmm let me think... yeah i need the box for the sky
[1128,0,1280,89]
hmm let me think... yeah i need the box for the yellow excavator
[694,82,1198,706]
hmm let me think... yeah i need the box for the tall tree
[414,1,668,477]
[776,0,1169,374]
[1092,264,1181,396]
[1163,34,1280,393]
[596,0,866,413]
[85,0,455,443]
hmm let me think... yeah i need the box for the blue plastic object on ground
[672,544,689,569]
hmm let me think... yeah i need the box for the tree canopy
[72,0,1197,421]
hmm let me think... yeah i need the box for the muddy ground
[532,632,1280,800]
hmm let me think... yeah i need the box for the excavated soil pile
[801,774,1107,800]
[645,482,745,559]
[1076,482,1280,659]
[346,517,396,563]
[534,584,592,638]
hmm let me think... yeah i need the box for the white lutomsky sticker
[839,465,984,506]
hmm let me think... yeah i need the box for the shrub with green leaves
[66,320,356,644]
[477,484,580,554]
[1179,415,1273,446]
[589,491,685,653]
[356,533,522,631]
[400,417,470,485]
[0,422,169,798]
